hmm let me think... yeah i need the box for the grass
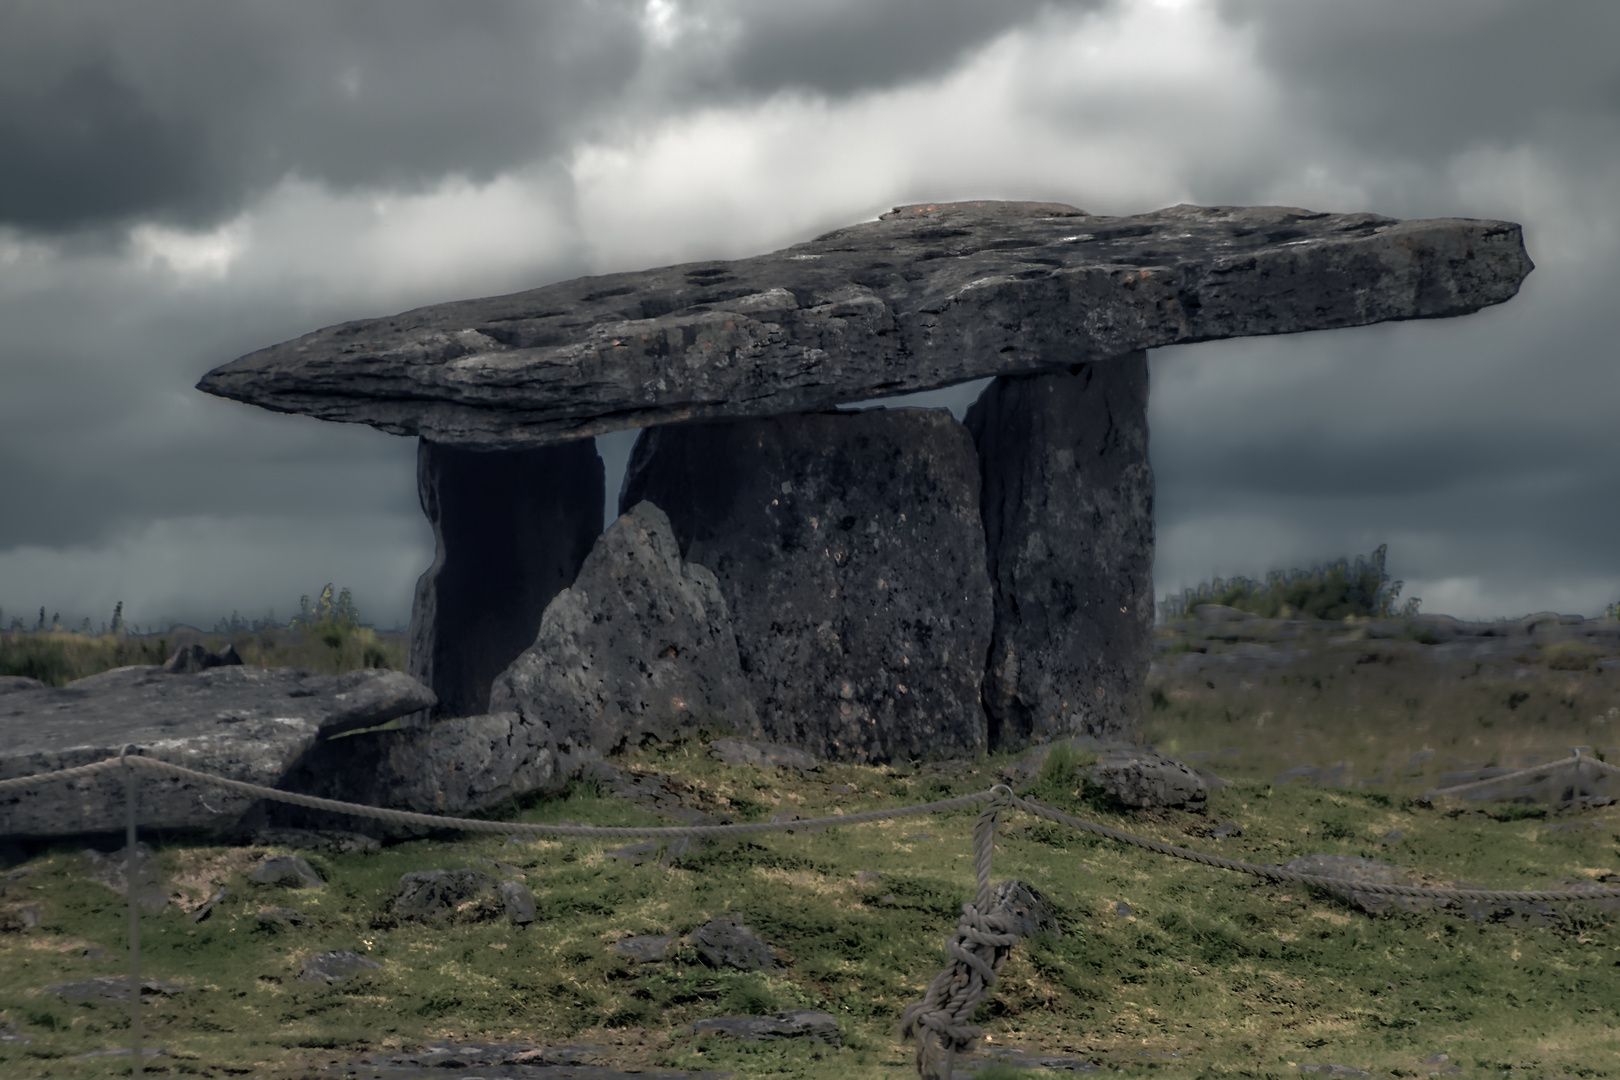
[0,625,407,686]
[2,624,1619,1077]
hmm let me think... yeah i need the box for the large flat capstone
[197,201,1532,449]
[0,666,436,839]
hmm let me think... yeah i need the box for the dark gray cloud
[1217,0,1620,163]
[0,0,1108,236]
[0,0,645,233]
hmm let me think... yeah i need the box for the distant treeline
[1159,544,1422,623]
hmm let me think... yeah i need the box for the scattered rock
[966,1045,1101,1073]
[190,888,227,924]
[990,879,1063,939]
[853,871,883,885]
[0,1013,30,1045]
[300,950,380,985]
[605,841,662,866]
[0,677,46,696]
[81,844,168,913]
[1113,901,1133,918]
[1297,1066,1373,1078]
[391,869,503,923]
[966,357,1154,750]
[406,437,603,720]
[0,665,435,839]
[255,907,311,929]
[201,202,1532,449]
[609,935,673,963]
[498,880,536,926]
[47,976,190,1003]
[686,916,779,971]
[1081,745,1208,810]
[622,408,993,763]
[490,501,760,778]
[710,737,818,772]
[249,853,324,889]
[1210,821,1243,840]
[688,1009,839,1046]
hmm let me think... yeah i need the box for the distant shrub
[1159,544,1420,623]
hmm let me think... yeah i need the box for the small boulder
[687,916,779,971]
[1082,745,1208,810]
[249,854,324,890]
[82,844,169,913]
[498,880,536,926]
[391,869,502,923]
[609,935,673,963]
[688,1010,839,1046]
[989,879,1062,939]
[254,907,311,929]
[300,950,380,985]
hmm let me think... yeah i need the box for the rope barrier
[1421,748,1620,801]
[7,749,1620,1080]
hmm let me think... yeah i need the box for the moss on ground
[2,656,1620,1076]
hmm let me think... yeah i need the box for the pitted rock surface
[621,408,992,763]
[967,357,1153,750]
[200,201,1532,449]
[391,869,504,923]
[407,437,602,720]
[0,665,435,839]
[490,501,759,777]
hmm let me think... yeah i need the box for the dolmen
[196,200,1531,813]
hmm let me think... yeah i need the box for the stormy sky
[1,0,1615,632]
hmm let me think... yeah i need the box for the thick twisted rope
[900,786,1020,1080]
[0,753,993,838]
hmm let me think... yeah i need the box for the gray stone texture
[199,202,1532,450]
[1082,745,1208,810]
[621,408,993,763]
[407,437,603,720]
[271,708,562,829]
[0,665,435,839]
[488,501,760,777]
[686,916,779,971]
[248,853,324,889]
[391,869,503,923]
[966,356,1154,749]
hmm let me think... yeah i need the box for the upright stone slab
[965,355,1154,749]
[408,438,603,719]
[621,408,993,763]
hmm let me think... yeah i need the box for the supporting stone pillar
[964,352,1154,751]
[620,408,993,763]
[408,438,603,719]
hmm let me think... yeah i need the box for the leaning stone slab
[199,201,1532,449]
[622,408,993,763]
[967,357,1154,750]
[489,500,760,778]
[0,666,435,839]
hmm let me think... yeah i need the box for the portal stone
[407,437,602,719]
[621,408,992,763]
[965,355,1154,749]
